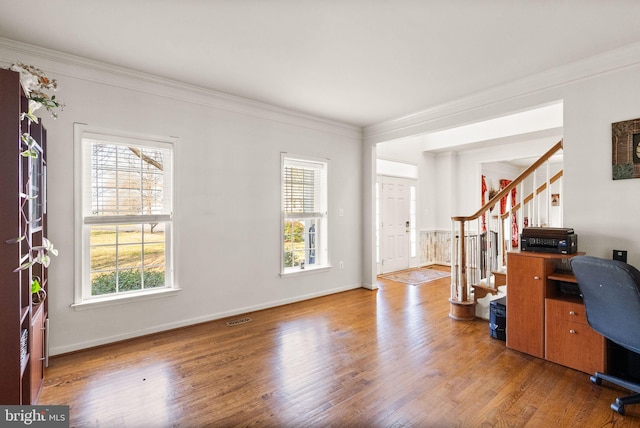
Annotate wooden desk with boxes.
[506,251,606,374]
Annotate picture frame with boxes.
[612,118,640,180]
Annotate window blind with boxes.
[283,161,323,217]
[87,140,172,220]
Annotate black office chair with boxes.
[570,255,640,415]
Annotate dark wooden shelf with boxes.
[547,272,578,283]
[0,69,48,405]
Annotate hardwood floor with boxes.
[41,269,640,427]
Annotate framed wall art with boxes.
[612,118,640,180]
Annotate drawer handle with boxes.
[570,329,576,334]
[569,311,576,316]
[533,276,540,280]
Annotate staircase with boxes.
[449,140,564,320]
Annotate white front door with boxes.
[380,177,412,274]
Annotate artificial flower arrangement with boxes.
[9,62,63,122]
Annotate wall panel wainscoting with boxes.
[419,230,451,266]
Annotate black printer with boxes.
[520,227,578,254]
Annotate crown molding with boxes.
[364,40,640,144]
[0,37,362,140]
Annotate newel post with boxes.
[449,217,475,320]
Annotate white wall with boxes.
[367,47,640,272]
[376,139,439,232]
[420,153,437,231]
[563,65,640,267]
[0,43,363,354]
[8,37,640,352]
[378,136,562,233]
[482,162,523,201]
[452,136,561,230]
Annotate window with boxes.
[281,155,328,274]
[74,126,175,307]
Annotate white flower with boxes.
[10,63,38,95]
[28,99,42,114]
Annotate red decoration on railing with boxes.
[481,175,487,233]
[499,179,519,248]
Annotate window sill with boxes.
[71,287,182,311]
[280,265,331,278]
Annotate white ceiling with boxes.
[1,1,640,127]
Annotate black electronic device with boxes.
[614,250,628,263]
[520,227,578,254]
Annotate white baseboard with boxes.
[50,282,363,356]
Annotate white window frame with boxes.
[281,153,330,276]
[73,125,179,309]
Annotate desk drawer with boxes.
[545,298,606,374]
[546,298,588,325]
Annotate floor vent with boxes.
[226,317,252,327]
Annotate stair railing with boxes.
[449,140,563,320]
